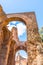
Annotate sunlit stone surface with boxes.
[0,5,43,65]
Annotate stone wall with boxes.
[0,5,43,65]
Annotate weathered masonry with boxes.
[0,5,43,65]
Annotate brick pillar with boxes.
[0,27,11,65]
[12,49,15,65]
[0,41,10,65]
[0,27,3,46]
[11,27,19,43]
[7,41,15,65]
[27,23,39,65]
[0,27,5,65]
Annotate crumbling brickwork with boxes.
[0,5,43,65]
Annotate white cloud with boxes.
[7,21,16,31]
[7,22,26,36]
[17,23,26,36]
[7,25,16,31]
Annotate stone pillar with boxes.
[0,27,3,46]
[27,20,40,65]
[0,28,11,65]
[12,48,16,65]
[0,6,10,65]
[11,27,19,44]
[0,43,8,65]
[0,38,12,65]
[7,40,15,65]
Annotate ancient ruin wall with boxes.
[0,5,43,65]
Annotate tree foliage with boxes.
[39,27,43,42]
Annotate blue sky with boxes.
[7,21,27,41]
[0,0,43,28]
[16,50,28,58]
[0,0,43,58]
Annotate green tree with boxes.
[39,27,43,42]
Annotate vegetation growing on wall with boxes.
[39,27,43,42]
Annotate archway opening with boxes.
[15,50,28,65]
[7,21,27,42]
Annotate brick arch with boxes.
[7,40,28,65]
[1,14,39,65]
[2,14,32,44]
[7,40,27,65]
[15,48,28,65]
[0,6,41,65]
[2,15,32,65]
[2,14,32,27]
[15,45,27,53]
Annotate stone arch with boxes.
[0,6,42,65]
[2,14,31,44]
[2,13,40,45]
[2,14,32,27]
[1,15,32,65]
[1,14,40,65]
[7,40,28,65]
[15,45,27,53]
[15,48,28,65]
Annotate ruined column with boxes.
[11,27,19,44]
[27,14,42,65]
[12,46,16,65]
[0,27,3,46]
[7,40,15,65]
[0,5,10,65]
